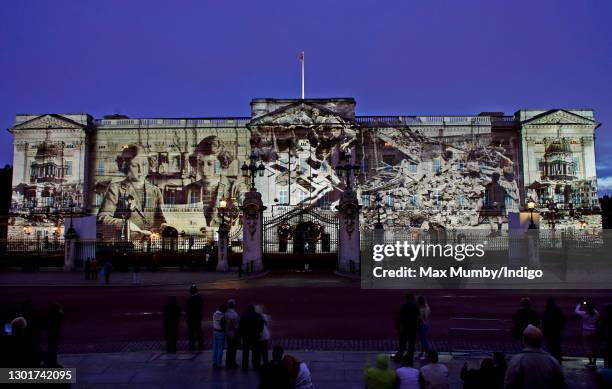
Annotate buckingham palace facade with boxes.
[7,97,601,240]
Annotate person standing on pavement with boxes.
[90,258,99,280]
[22,299,43,366]
[132,259,141,284]
[417,295,431,356]
[186,284,204,351]
[394,293,420,361]
[256,304,271,366]
[84,258,91,280]
[575,300,600,368]
[163,296,181,353]
[239,303,265,370]
[103,260,113,285]
[511,298,539,339]
[212,303,227,368]
[44,302,64,366]
[600,303,612,368]
[541,298,564,364]
[225,298,240,368]
[419,350,449,389]
[504,324,565,388]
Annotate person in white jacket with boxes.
[255,304,271,366]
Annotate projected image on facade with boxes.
[8,98,601,241]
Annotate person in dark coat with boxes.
[259,345,291,389]
[103,260,113,285]
[45,303,64,366]
[163,296,181,353]
[394,293,420,361]
[239,304,265,370]
[461,357,501,389]
[541,298,564,364]
[84,258,91,280]
[600,303,612,368]
[22,299,43,366]
[511,298,540,339]
[186,284,204,351]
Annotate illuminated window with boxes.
[457,160,464,172]
[65,161,73,176]
[409,193,418,206]
[386,193,394,207]
[298,190,308,203]
[279,190,288,204]
[433,159,441,173]
[361,194,370,207]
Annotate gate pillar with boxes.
[241,189,266,273]
[63,223,78,272]
[336,188,361,273]
[216,220,230,272]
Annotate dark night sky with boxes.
[1,0,611,193]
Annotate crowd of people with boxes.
[162,284,315,388]
[83,258,114,284]
[3,287,612,388]
[0,299,65,368]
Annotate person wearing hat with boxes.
[186,284,204,351]
[97,144,167,239]
[504,324,565,388]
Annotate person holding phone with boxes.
[575,300,600,368]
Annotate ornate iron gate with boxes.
[263,207,338,270]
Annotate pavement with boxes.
[58,350,603,389]
[0,269,264,287]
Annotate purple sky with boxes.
[1,0,611,194]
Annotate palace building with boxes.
[8,97,601,241]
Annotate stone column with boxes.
[241,189,266,273]
[337,188,361,273]
[216,221,230,272]
[63,224,78,271]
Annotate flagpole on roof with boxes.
[300,51,305,99]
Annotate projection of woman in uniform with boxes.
[185,136,241,230]
[97,145,167,239]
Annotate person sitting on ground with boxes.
[419,350,448,389]
[396,354,419,389]
[284,355,314,389]
[504,324,565,389]
[460,357,500,389]
[511,298,540,339]
[365,353,398,389]
[259,345,291,389]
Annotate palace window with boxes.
[386,193,394,207]
[96,160,105,174]
[361,194,370,207]
[433,159,441,173]
[410,161,418,173]
[383,156,394,172]
[361,160,369,173]
[190,191,200,208]
[457,192,465,207]
[433,190,440,207]
[457,160,465,172]
[279,190,288,205]
[65,161,72,176]
[320,161,328,173]
[298,190,308,203]
[95,193,102,207]
[165,190,176,206]
[409,193,418,206]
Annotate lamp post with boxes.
[241,151,265,191]
[335,150,360,190]
[219,199,227,227]
[527,197,537,230]
[374,193,383,230]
